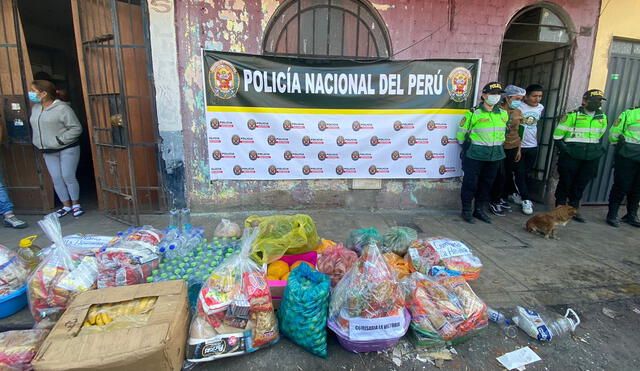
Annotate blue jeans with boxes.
[0,173,14,215]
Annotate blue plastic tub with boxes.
[0,285,28,318]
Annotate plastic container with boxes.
[17,235,41,271]
[328,309,410,353]
[265,251,318,302]
[0,285,28,319]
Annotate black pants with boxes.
[514,147,538,201]
[554,153,600,208]
[490,148,518,203]
[462,157,501,211]
[608,154,640,214]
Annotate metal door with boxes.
[73,0,165,225]
[584,39,640,204]
[0,0,53,212]
[506,45,572,203]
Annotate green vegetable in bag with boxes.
[382,227,418,257]
[346,228,382,255]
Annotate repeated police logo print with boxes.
[248,150,258,161]
[408,135,417,146]
[425,150,434,161]
[209,60,239,99]
[391,150,400,161]
[441,135,449,146]
[370,136,379,146]
[302,135,311,146]
[232,165,242,175]
[336,165,345,175]
[406,165,415,175]
[302,165,311,175]
[212,150,222,161]
[352,121,361,131]
[318,151,327,161]
[210,118,220,130]
[247,119,257,130]
[336,136,346,146]
[231,135,241,145]
[283,120,292,131]
[393,120,402,131]
[284,150,293,161]
[318,120,327,131]
[351,151,360,161]
[439,165,447,175]
[368,165,377,175]
[427,120,437,131]
[447,67,472,103]
[268,165,277,175]
[267,135,277,146]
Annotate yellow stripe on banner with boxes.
[207,106,467,115]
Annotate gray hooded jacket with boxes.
[30,100,82,151]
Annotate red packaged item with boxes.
[0,329,49,370]
[316,243,357,287]
[96,243,159,288]
[406,238,483,281]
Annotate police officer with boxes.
[553,89,608,222]
[457,82,508,223]
[606,106,640,227]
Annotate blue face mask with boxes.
[28,92,41,103]
[485,94,501,106]
[509,100,522,109]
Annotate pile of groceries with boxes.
[0,212,581,370]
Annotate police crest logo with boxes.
[302,165,311,175]
[405,165,414,175]
[370,136,379,146]
[267,135,277,146]
[232,165,242,175]
[318,151,327,161]
[459,117,466,127]
[283,120,292,131]
[351,151,360,161]
[427,120,437,131]
[391,150,400,161]
[336,165,344,175]
[352,121,361,131]
[439,165,446,175]
[268,165,277,175]
[318,120,327,131]
[425,150,434,160]
[209,60,239,99]
[613,118,621,127]
[212,150,222,161]
[441,135,449,146]
[302,136,311,146]
[447,67,472,103]
[231,135,241,145]
[210,118,220,129]
[248,150,258,160]
[368,165,377,175]
[336,136,345,146]
[283,150,293,161]
[247,119,257,130]
[393,120,402,131]
[408,135,417,146]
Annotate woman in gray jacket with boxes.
[29,80,84,217]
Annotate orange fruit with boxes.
[281,272,290,281]
[290,260,314,271]
[267,275,280,281]
[267,261,289,279]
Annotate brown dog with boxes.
[525,205,577,239]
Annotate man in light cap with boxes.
[553,89,608,222]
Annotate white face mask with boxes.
[485,94,501,106]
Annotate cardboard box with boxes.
[32,281,189,371]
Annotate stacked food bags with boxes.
[0,245,29,296]
[407,237,483,281]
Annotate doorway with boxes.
[498,4,574,203]
[17,0,98,209]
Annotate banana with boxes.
[103,313,113,325]
[88,315,96,325]
[96,314,104,326]
[83,321,92,327]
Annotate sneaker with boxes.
[489,203,506,216]
[498,199,512,211]
[522,200,534,215]
[508,193,523,205]
[4,215,28,229]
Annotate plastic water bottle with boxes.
[512,306,580,341]
[181,208,192,230]
[169,209,180,229]
[488,307,517,338]
[547,309,580,337]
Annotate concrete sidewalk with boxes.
[1,206,639,369]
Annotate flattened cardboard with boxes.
[33,281,189,371]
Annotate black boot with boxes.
[622,213,640,227]
[473,204,492,224]
[461,210,475,224]
[606,203,620,227]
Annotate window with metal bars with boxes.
[262,0,391,59]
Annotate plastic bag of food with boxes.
[382,227,417,256]
[316,243,357,287]
[402,272,487,346]
[187,228,279,364]
[407,237,482,281]
[245,214,319,265]
[346,228,382,256]
[214,219,242,238]
[317,239,337,254]
[0,329,49,370]
[96,241,160,288]
[328,242,406,342]
[0,245,30,296]
[278,262,331,357]
[79,296,157,334]
[28,213,98,324]
[382,252,411,279]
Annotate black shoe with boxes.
[498,199,512,211]
[606,218,620,228]
[461,210,475,224]
[622,214,640,227]
[473,209,492,224]
[573,214,587,223]
[489,203,506,217]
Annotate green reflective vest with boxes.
[553,107,607,160]
[456,104,508,161]
[610,107,640,161]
